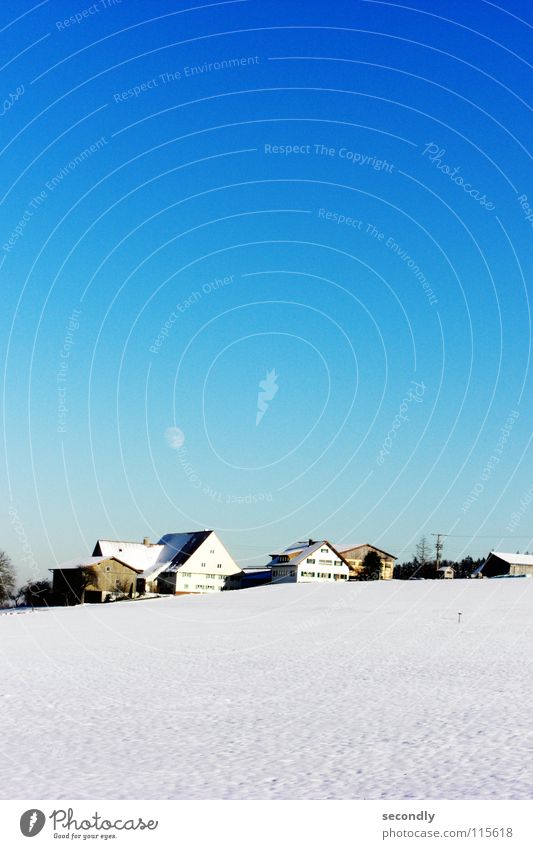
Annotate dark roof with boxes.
[159,530,213,573]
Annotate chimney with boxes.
[308,538,314,547]
[143,537,150,546]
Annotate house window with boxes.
[217,564,222,568]
[306,558,315,564]
[201,562,206,567]
[320,548,328,553]
[319,559,330,565]
[290,570,296,577]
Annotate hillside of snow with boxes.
[1,579,532,799]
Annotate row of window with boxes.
[306,557,342,566]
[183,575,239,592]
[181,567,223,578]
[273,567,347,579]
[300,571,348,580]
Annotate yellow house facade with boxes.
[336,544,397,580]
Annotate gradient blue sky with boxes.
[1,0,532,579]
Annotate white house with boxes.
[93,531,242,594]
[268,539,350,584]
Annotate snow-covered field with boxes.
[1,579,532,800]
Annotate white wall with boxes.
[173,533,242,593]
[271,544,349,584]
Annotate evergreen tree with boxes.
[415,536,431,567]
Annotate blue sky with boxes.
[1,0,532,579]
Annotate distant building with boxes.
[52,531,242,604]
[241,566,272,589]
[268,540,350,584]
[138,531,242,594]
[51,556,141,605]
[336,544,397,580]
[437,565,455,579]
[473,552,533,579]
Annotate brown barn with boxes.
[51,556,141,605]
[336,543,397,580]
[473,551,533,579]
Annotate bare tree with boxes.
[0,550,16,606]
[19,580,52,608]
[78,566,99,603]
[113,577,131,598]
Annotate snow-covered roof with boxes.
[287,541,327,565]
[472,552,533,577]
[285,540,315,553]
[141,531,213,578]
[489,552,533,566]
[95,540,164,571]
[92,532,215,580]
[153,531,213,575]
[269,540,349,568]
[269,540,319,565]
[52,555,140,572]
[473,551,533,575]
[268,540,312,559]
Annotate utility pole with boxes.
[432,533,447,573]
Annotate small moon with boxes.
[165,426,185,449]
